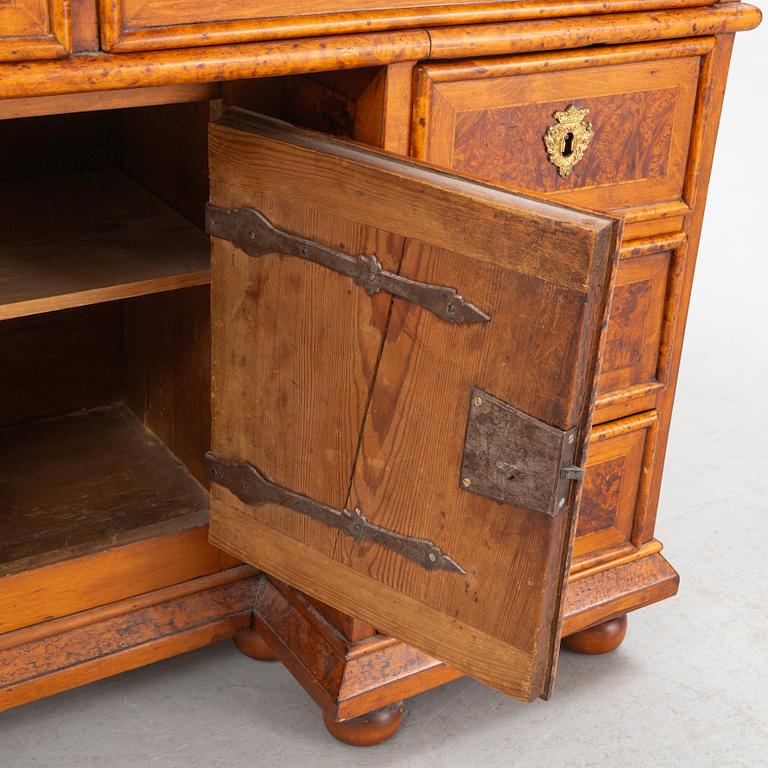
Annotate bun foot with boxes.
[563,614,627,654]
[233,627,278,661]
[323,702,404,746]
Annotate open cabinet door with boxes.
[206,109,621,701]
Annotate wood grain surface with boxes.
[0,304,123,427]
[97,0,713,52]
[0,525,223,634]
[594,232,687,422]
[0,6,759,100]
[562,551,678,634]
[252,576,462,720]
[412,42,703,221]
[574,411,658,560]
[0,568,258,711]
[426,5,761,58]
[207,111,620,699]
[0,169,210,320]
[0,405,209,576]
[0,0,70,62]
[0,83,220,121]
[0,0,753,719]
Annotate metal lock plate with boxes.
[460,388,582,517]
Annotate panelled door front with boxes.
[206,110,620,700]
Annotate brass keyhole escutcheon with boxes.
[543,105,594,178]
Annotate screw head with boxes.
[472,395,483,407]
[558,497,566,509]
[428,553,437,562]
[568,433,576,444]
[462,477,472,488]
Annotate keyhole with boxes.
[496,460,523,481]
[562,132,575,157]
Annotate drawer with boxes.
[573,412,658,565]
[594,233,687,423]
[412,41,707,235]
[98,0,436,52]
[0,0,70,61]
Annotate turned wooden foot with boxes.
[323,702,404,746]
[562,614,628,654]
[233,627,278,661]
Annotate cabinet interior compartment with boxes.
[0,101,213,320]
[0,289,213,578]
[0,99,215,578]
[0,70,391,581]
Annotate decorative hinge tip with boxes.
[206,452,465,574]
[206,204,489,325]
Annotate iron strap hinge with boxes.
[205,204,490,325]
[460,388,585,518]
[205,452,465,574]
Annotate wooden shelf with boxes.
[0,169,210,320]
[0,405,210,577]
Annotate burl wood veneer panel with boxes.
[599,253,668,396]
[98,0,714,52]
[0,405,209,576]
[100,0,445,51]
[0,0,70,61]
[0,304,123,427]
[574,411,658,562]
[593,233,687,422]
[119,0,477,27]
[412,40,707,226]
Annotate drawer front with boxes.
[100,0,435,51]
[594,233,687,422]
[0,0,70,61]
[573,412,658,565]
[412,41,707,233]
[97,1,717,53]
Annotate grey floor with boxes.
[2,29,767,768]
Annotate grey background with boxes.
[1,21,767,768]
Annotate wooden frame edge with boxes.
[100,0,712,53]
[0,568,260,712]
[1,6,760,100]
[0,0,72,62]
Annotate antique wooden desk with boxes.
[0,0,760,746]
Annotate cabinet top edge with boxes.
[214,108,621,238]
[0,4,759,104]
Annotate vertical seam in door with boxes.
[330,235,409,566]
